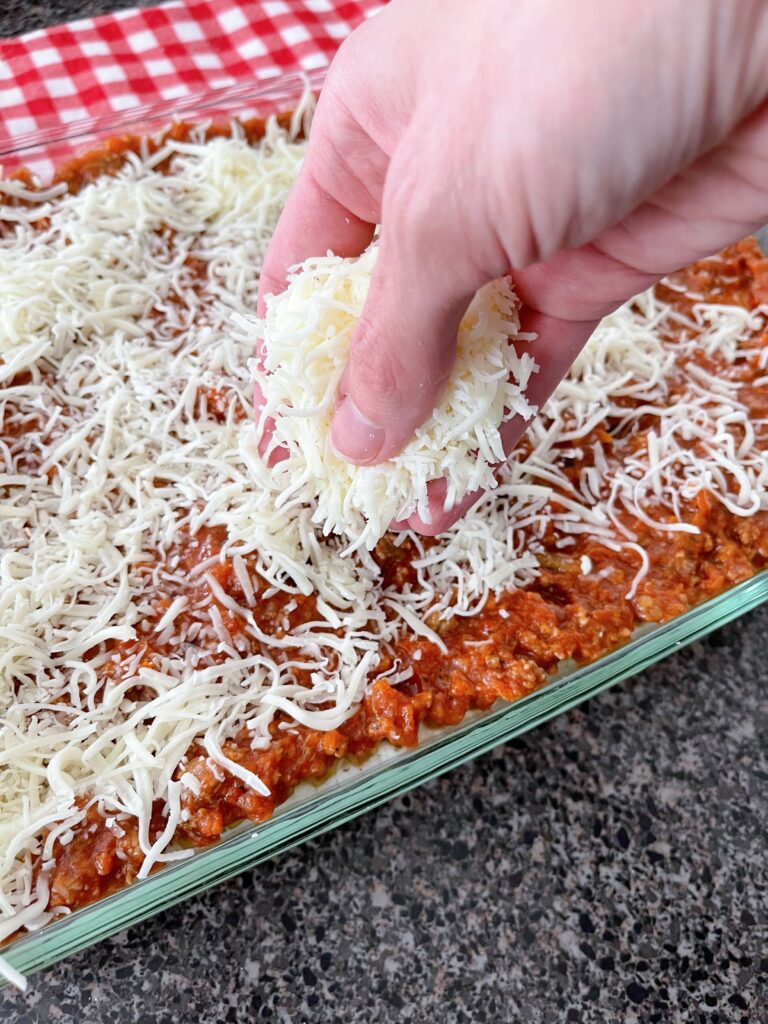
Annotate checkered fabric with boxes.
[0,0,384,145]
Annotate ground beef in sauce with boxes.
[4,132,766,922]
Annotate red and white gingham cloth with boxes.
[0,0,384,145]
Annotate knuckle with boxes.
[320,31,375,131]
[349,329,409,416]
[383,154,440,243]
[321,36,360,100]
[382,135,490,284]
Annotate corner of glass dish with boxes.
[0,66,327,181]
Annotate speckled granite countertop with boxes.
[3,614,766,1024]
[1,3,767,1021]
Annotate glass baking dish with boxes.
[1,69,767,987]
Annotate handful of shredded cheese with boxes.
[247,247,539,550]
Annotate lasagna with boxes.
[0,103,766,980]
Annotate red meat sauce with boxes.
[3,124,767,921]
[44,247,768,915]
[46,484,767,914]
[1,110,296,204]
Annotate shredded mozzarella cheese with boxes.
[248,248,539,549]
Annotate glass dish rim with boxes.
[0,68,327,160]
[1,66,767,989]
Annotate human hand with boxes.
[258,0,768,534]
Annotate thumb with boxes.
[330,207,490,466]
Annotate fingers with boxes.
[329,251,483,465]
[596,99,768,278]
[257,73,388,316]
[394,309,597,535]
[252,381,288,467]
[330,139,494,465]
[401,478,485,537]
[257,160,376,316]
[396,94,768,540]
[518,98,768,326]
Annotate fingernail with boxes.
[331,396,385,464]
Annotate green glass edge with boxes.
[3,571,766,986]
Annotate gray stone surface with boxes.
[0,1,154,37]
[2,611,767,1023]
[1,3,767,1022]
